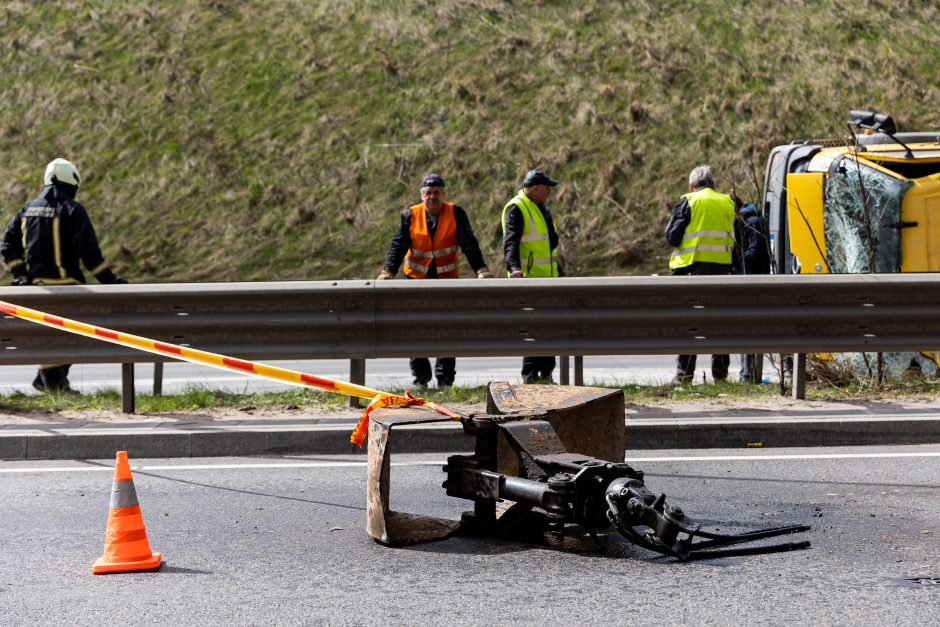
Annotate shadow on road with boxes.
[391,530,707,564]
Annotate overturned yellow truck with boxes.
[763,110,940,376]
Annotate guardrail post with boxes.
[153,362,163,396]
[349,358,365,408]
[559,355,569,385]
[574,355,584,386]
[792,353,806,400]
[121,363,135,414]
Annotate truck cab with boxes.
[762,111,940,275]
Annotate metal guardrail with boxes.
[1,274,938,408]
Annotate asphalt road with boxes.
[0,355,770,395]
[2,445,937,625]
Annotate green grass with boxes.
[0,386,346,414]
[2,377,936,415]
[3,1,940,282]
[0,383,489,414]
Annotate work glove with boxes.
[476,269,494,279]
[10,275,30,286]
[376,269,395,280]
[509,270,525,279]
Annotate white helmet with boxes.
[43,158,81,187]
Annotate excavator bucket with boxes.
[486,382,625,474]
[366,382,624,545]
[366,382,811,559]
[366,408,461,545]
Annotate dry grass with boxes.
[2,1,939,282]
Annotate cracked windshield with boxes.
[823,157,911,273]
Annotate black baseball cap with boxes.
[522,170,559,187]
[420,173,445,188]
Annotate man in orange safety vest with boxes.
[378,173,493,387]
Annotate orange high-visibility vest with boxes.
[403,202,460,279]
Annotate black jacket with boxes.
[1,183,120,285]
[732,203,771,275]
[663,196,692,248]
[502,203,562,275]
[383,204,487,278]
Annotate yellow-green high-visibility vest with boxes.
[501,190,559,277]
[668,187,735,270]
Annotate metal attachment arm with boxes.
[604,477,811,561]
[444,417,811,560]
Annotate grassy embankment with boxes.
[2,0,940,282]
[2,2,939,408]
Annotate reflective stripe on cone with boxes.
[92,451,162,574]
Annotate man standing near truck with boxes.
[732,201,771,382]
[664,164,735,384]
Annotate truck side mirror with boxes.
[849,109,897,135]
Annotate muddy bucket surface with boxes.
[486,382,625,473]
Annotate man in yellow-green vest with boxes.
[664,164,735,385]
[502,169,562,384]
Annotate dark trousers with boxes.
[739,353,762,382]
[410,357,456,386]
[35,364,71,389]
[671,262,731,382]
[522,356,555,383]
[676,354,729,381]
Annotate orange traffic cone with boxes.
[92,451,162,574]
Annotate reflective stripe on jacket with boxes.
[403,202,460,279]
[501,191,558,277]
[0,185,115,285]
[669,187,735,270]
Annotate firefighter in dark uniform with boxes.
[377,173,493,387]
[1,158,127,393]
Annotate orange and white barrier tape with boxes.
[0,300,462,446]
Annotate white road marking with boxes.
[0,460,440,473]
[624,452,940,463]
[0,451,938,474]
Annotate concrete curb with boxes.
[2,416,939,460]
[631,418,940,449]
